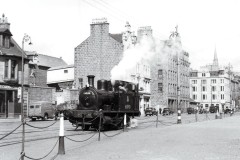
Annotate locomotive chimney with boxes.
[87,75,95,87]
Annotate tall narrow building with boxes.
[150,26,190,112]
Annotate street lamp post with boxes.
[177,52,181,124]
[21,33,32,160]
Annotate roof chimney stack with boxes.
[0,14,10,30]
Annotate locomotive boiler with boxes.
[67,75,140,130]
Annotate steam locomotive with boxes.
[67,75,141,130]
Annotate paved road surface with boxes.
[55,114,240,160]
[0,113,238,160]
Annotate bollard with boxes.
[215,110,219,119]
[123,113,127,131]
[195,111,198,122]
[128,117,132,129]
[177,109,181,124]
[220,112,222,119]
[58,113,65,155]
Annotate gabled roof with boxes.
[109,33,122,43]
[32,54,67,68]
[0,37,26,58]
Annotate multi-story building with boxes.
[150,26,190,112]
[132,26,152,113]
[189,48,238,112]
[74,18,123,88]
[0,14,29,118]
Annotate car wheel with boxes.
[43,114,48,121]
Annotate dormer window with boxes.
[1,34,10,48]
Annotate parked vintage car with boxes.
[29,101,56,121]
[199,108,208,114]
[162,108,174,116]
[209,106,216,113]
[187,107,195,114]
[145,108,157,116]
[224,108,233,114]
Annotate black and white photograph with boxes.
[1,0,240,160]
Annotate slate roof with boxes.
[26,51,67,68]
[0,37,26,58]
[109,33,122,43]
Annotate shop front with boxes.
[0,84,21,118]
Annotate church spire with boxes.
[213,45,219,67]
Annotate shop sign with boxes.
[18,87,21,99]
[0,85,18,90]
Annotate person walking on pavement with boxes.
[159,108,162,114]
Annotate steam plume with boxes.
[110,34,182,84]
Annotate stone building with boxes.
[0,14,29,118]
[74,18,124,88]
[189,48,239,111]
[150,26,190,112]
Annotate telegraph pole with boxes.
[177,51,181,124]
[176,26,181,124]
[170,26,181,124]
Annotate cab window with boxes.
[30,105,34,109]
[35,105,40,108]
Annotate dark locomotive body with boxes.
[67,75,140,130]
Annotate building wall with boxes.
[70,89,79,103]
[47,67,74,84]
[150,37,190,112]
[189,70,234,111]
[28,86,54,104]
[52,89,78,105]
[29,65,48,87]
[74,22,123,88]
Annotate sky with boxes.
[1,0,240,71]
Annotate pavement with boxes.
[0,118,21,123]
[0,117,31,123]
[54,114,240,160]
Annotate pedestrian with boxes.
[159,108,162,114]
